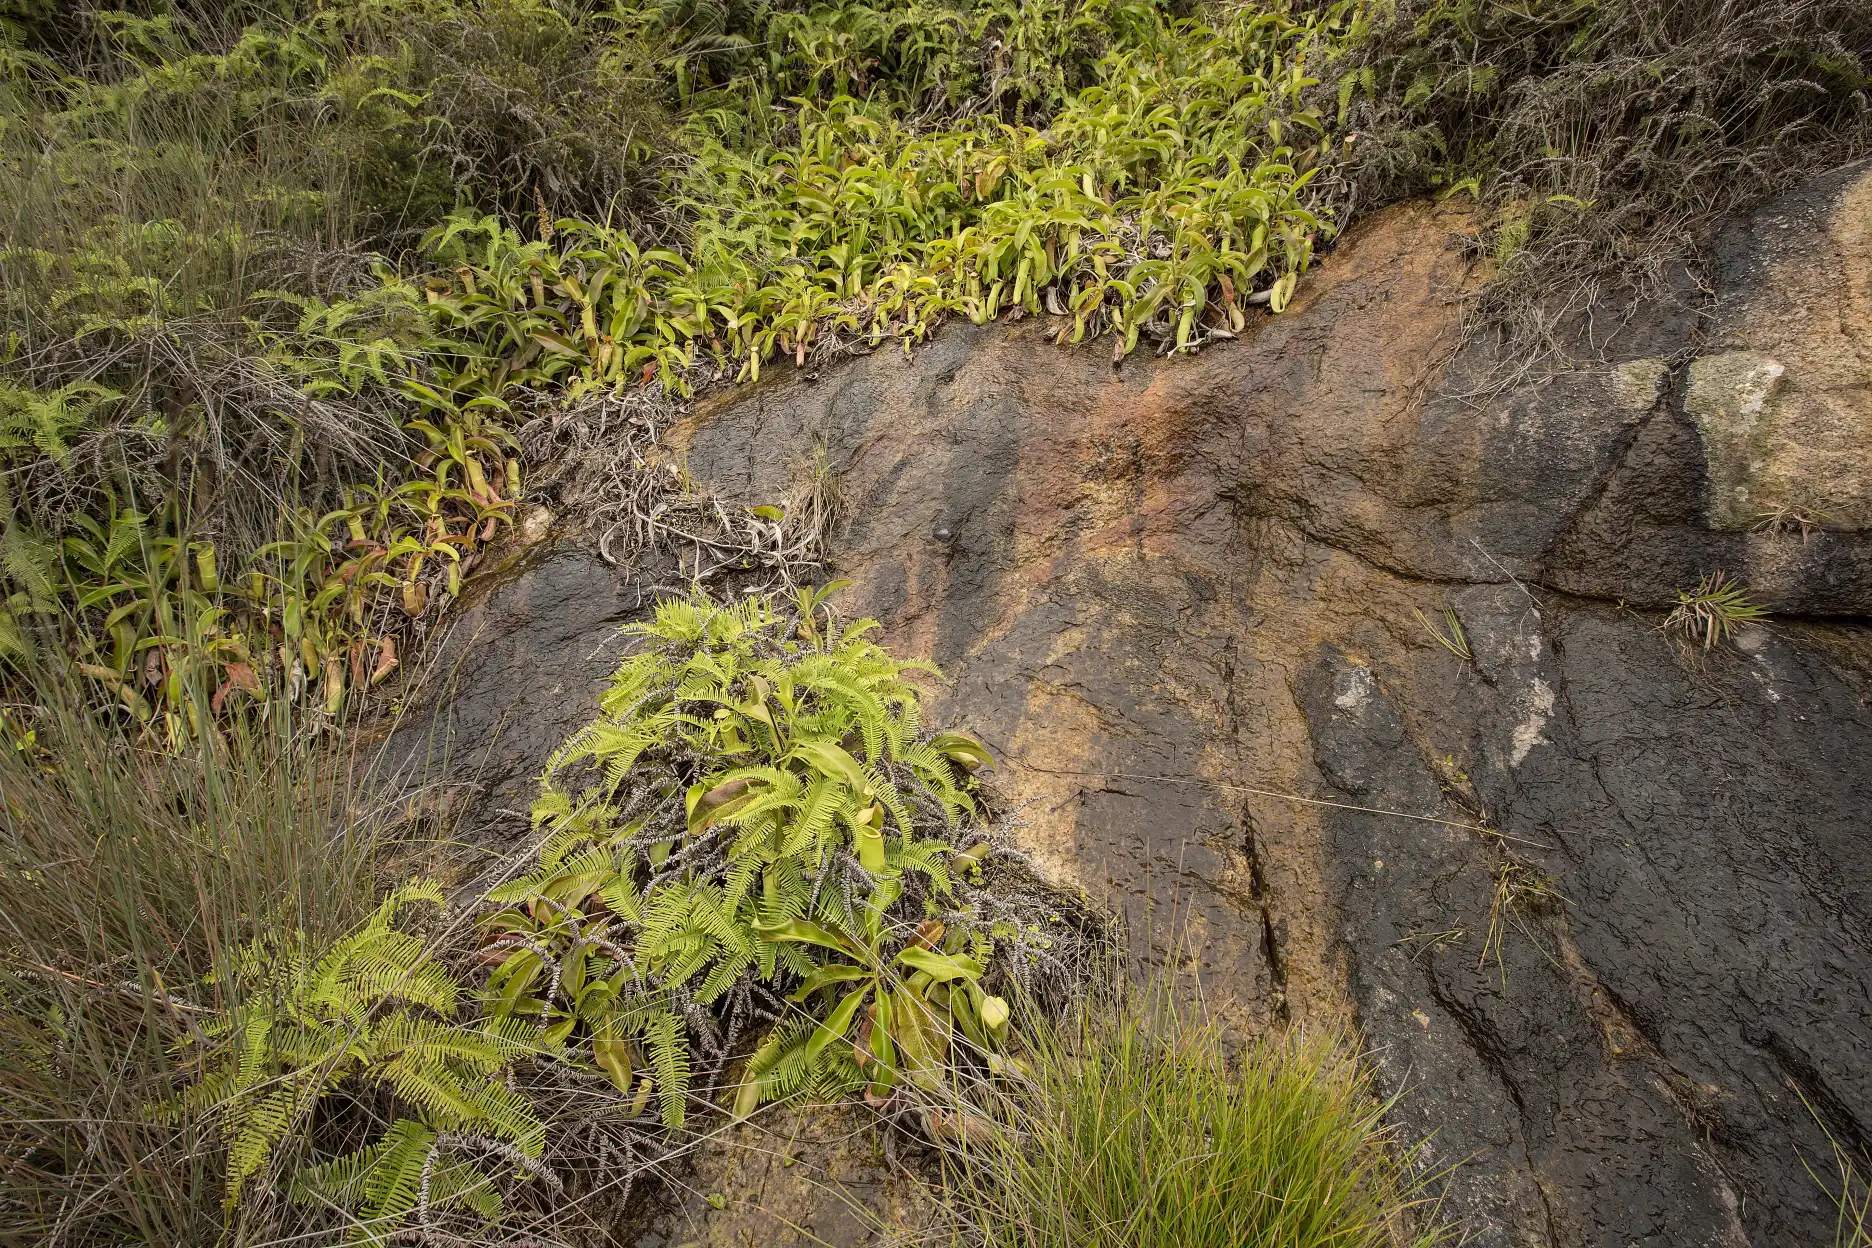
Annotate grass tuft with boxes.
[1479,859,1563,980]
[0,656,383,1245]
[1412,603,1471,662]
[939,990,1449,1248]
[1664,570,1768,650]
[1826,1147,1872,1248]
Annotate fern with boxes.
[0,519,58,614]
[292,1119,515,1242]
[514,585,1000,1127]
[646,1009,692,1130]
[0,380,120,467]
[173,880,542,1217]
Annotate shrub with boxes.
[153,585,1067,1244]
[503,583,1011,1125]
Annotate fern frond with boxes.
[224,1087,300,1202]
[377,1054,485,1128]
[598,868,643,923]
[785,775,841,858]
[646,1010,691,1129]
[370,1015,510,1073]
[893,837,955,892]
[426,1154,506,1223]
[696,950,753,1004]
[357,1118,435,1223]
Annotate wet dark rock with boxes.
[379,545,641,846]
[393,166,1872,1245]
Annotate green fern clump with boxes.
[169,880,544,1229]
[490,584,1005,1128]
[0,381,118,469]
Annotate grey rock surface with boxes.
[391,166,1872,1246]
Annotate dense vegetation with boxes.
[0,0,1348,740]
[4,585,1074,1245]
[4,0,1869,1243]
[2,0,1865,728]
[153,588,1053,1243]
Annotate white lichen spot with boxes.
[1610,357,1669,411]
[1684,353,1792,530]
[1733,627,1782,702]
[518,505,554,545]
[1520,616,1544,662]
[1735,359,1786,417]
[1509,678,1555,766]
[1333,665,1377,712]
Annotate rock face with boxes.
[393,163,1872,1246]
[1686,167,1872,533]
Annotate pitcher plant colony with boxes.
[0,0,1346,739]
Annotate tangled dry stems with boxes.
[517,390,839,601]
[1330,0,1872,375]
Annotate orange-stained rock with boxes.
[395,165,1872,1248]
